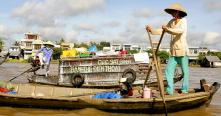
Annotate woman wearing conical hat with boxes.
[36,41,54,77]
[146,3,189,95]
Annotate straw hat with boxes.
[119,78,127,83]
[164,3,187,17]
[43,41,54,47]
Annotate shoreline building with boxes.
[110,43,142,52]
[20,32,41,59]
[32,39,44,57]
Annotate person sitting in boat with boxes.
[146,3,189,95]
[118,77,133,97]
[35,41,54,77]
[92,78,133,99]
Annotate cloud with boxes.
[77,23,97,32]
[0,25,13,39]
[118,20,147,44]
[202,32,220,45]
[38,27,65,41]
[12,0,105,27]
[103,21,121,28]
[0,24,21,48]
[187,32,204,47]
[133,8,151,18]
[203,0,221,11]
[6,0,106,46]
[65,30,79,42]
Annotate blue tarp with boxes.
[92,92,122,99]
[88,45,97,53]
[7,91,17,94]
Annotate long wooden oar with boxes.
[8,68,33,82]
[144,30,165,86]
[146,30,168,116]
[155,30,165,56]
[143,62,153,86]
[8,66,40,82]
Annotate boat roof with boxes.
[205,56,221,62]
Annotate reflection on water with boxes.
[0,63,221,116]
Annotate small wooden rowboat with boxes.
[0,79,219,113]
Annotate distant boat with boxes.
[27,55,182,88]
[0,79,219,113]
[200,56,221,68]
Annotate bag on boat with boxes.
[0,81,16,94]
[0,87,9,93]
[0,81,15,90]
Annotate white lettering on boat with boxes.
[70,65,120,73]
[97,59,132,65]
[61,59,133,73]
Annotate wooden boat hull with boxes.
[89,92,210,113]
[0,81,219,113]
[27,74,183,88]
[0,92,210,113]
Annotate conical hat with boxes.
[164,3,187,17]
[43,41,54,47]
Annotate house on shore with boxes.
[110,43,141,52]
[110,44,121,51]
[60,42,71,50]
[188,47,209,64]
[20,32,41,59]
[32,39,44,57]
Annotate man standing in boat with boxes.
[146,3,189,95]
[36,41,54,77]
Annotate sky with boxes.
[0,0,221,50]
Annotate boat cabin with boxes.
[58,54,150,87]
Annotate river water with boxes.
[0,63,220,116]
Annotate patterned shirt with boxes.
[36,47,53,64]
